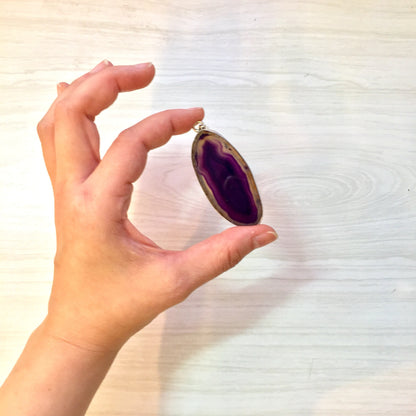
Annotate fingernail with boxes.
[56,82,68,95]
[90,59,112,74]
[253,230,278,249]
[134,62,154,69]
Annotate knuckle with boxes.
[115,129,129,142]
[55,186,106,256]
[72,186,98,220]
[103,76,119,95]
[223,245,243,271]
[54,98,75,118]
[158,112,176,136]
[57,184,96,227]
[163,267,192,306]
[36,119,44,136]
[36,117,52,139]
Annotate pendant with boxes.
[191,121,263,226]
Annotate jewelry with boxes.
[191,121,262,225]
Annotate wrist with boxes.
[41,312,125,355]
[39,317,120,358]
[0,319,118,416]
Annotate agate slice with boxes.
[192,127,263,226]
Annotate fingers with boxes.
[40,61,114,139]
[87,59,113,75]
[57,60,114,96]
[171,225,278,297]
[91,107,204,197]
[56,82,69,95]
[37,60,115,184]
[53,63,156,183]
[57,62,155,119]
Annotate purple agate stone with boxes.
[192,130,262,226]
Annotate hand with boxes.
[37,60,277,353]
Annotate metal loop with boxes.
[192,121,207,132]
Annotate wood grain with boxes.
[1,1,415,415]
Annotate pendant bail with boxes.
[192,121,207,132]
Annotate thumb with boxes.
[174,225,278,293]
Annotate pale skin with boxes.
[0,60,277,416]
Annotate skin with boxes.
[0,60,277,416]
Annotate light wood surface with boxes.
[1,1,416,415]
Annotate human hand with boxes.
[37,60,277,353]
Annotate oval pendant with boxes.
[191,124,263,226]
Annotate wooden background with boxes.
[1,1,415,415]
